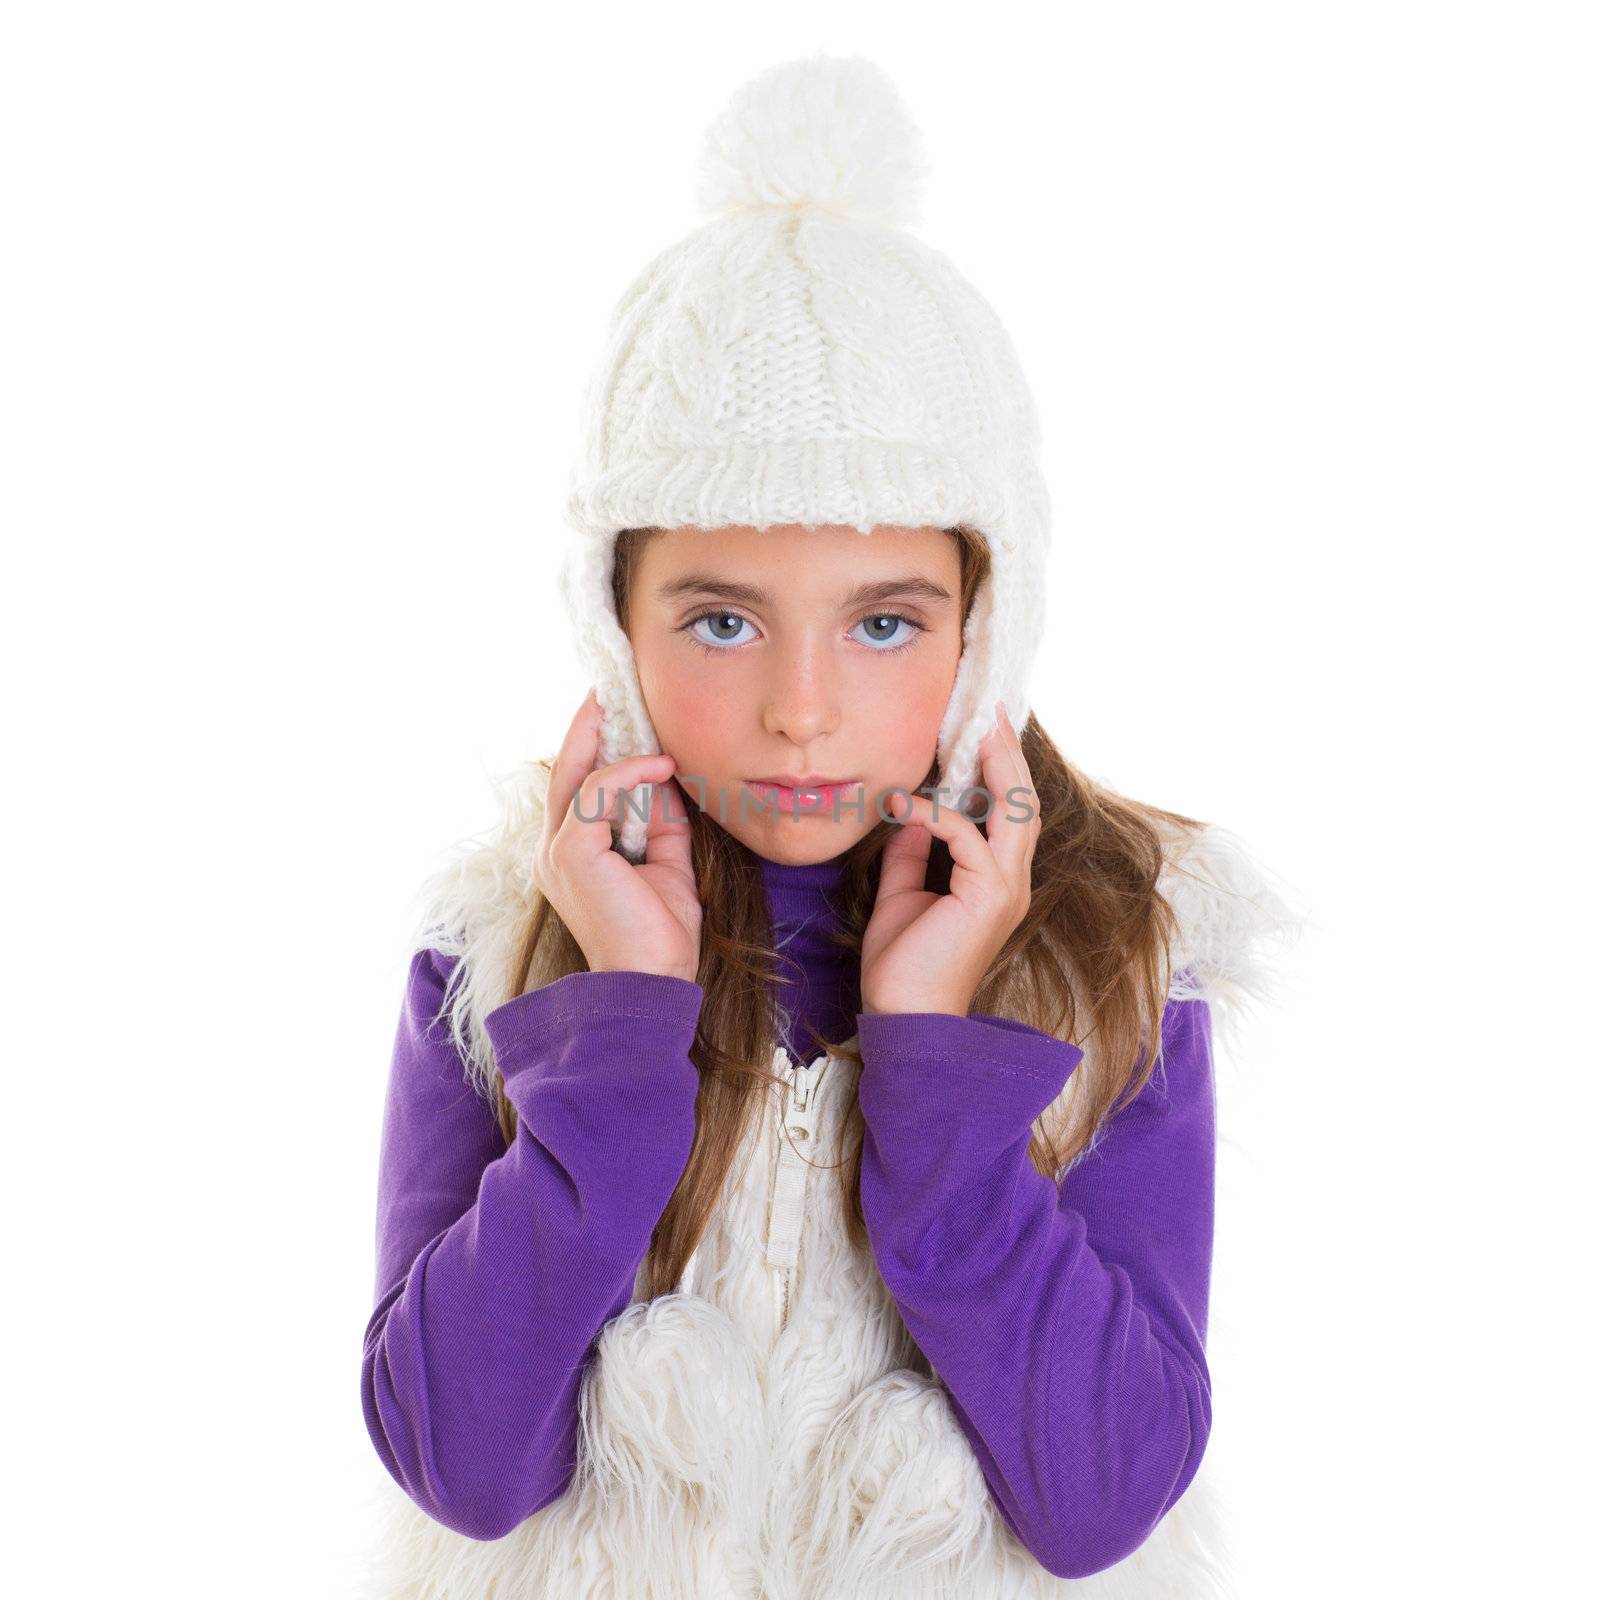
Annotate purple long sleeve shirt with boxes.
[362,851,1215,1573]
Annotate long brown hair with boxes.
[494,526,1207,1299]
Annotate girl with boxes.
[359,53,1302,1600]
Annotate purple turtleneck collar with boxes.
[757,850,849,895]
[756,850,861,1065]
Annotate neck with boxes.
[755,848,859,1062]
[757,848,850,922]
[757,847,850,886]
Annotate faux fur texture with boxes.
[349,757,1305,1598]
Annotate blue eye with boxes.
[686,612,757,651]
[851,612,924,652]
[680,610,925,655]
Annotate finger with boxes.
[642,773,695,875]
[981,706,1039,882]
[875,789,935,901]
[559,751,677,858]
[989,703,1041,840]
[887,790,1000,890]
[544,689,604,848]
[992,702,1040,824]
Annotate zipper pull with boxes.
[786,1057,827,1137]
[792,1061,817,1115]
[766,1051,831,1280]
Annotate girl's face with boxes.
[626,523,965,865]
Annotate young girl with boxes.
[359,53,1301,1600]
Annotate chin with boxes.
[737,820,863,864]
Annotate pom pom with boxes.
[694,52,932,229]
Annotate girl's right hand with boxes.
[531,689,703,985]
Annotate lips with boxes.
[743,777,864,814]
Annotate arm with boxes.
[855,996,1216,1580]
[361,948,704,1541]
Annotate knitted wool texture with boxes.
[556,51,1053,861]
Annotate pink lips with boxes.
[743,778,863,814]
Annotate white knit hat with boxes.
[558,51,1053,861]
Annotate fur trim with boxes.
[1156,816,1310,1057]
[404,759,557,1104]
[403,757,1307,1096]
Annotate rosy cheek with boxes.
[843,662,951,777]
[639,655,742,762]
[900,681,953,756]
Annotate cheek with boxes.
[634,645,744,764]
[856,644,962,761]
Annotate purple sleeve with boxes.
[361,948,704,1541]
[854,997,1215,1580]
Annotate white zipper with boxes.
[767,1045,828,1338]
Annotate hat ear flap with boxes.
[932,563,998,817]
[559,532,661,861]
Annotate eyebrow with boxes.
[655,573,955,608]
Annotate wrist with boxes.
[591,962,699,985]
[860,994,972,1018]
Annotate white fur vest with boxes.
[353,762,1303,1599]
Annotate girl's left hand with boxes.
[860,701,1043,1018]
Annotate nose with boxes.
[760,631,842,748]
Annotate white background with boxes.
[5,4,1594,1595]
